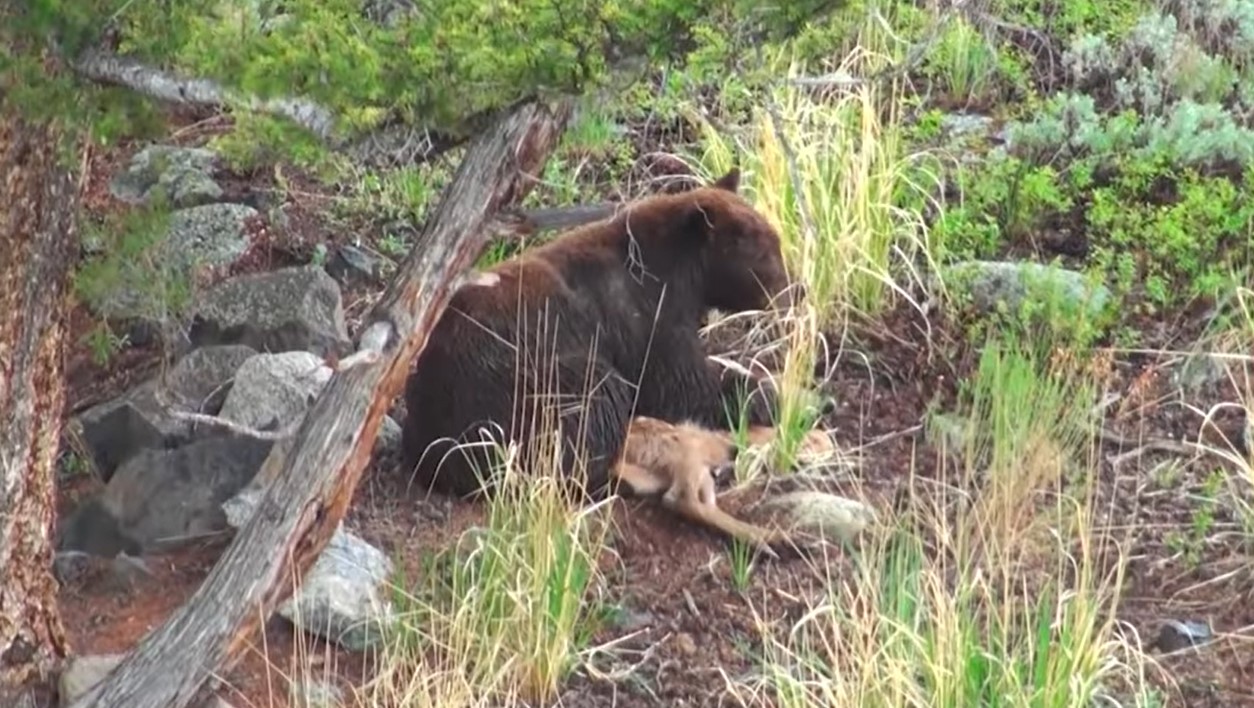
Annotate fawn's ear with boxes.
[710,167,741,193]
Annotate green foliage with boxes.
[945,261,1113,359]
[72,200,194,361]
[103,1,821,149]
[560,108,626,160]
[921,16,1007,105]
[927,76,1254,315]
[8,0,835,178]
[337,160,452,226]
[1062,2,1254,113]
[212,112,339,174]
[992,0,1149,41]
[929,155,1073,261]
[1008,93,1254,168]
[1087,165,1254,306]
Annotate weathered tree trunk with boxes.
[68,97,572,708]
[0,108,78,705]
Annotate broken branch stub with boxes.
[67,97,573,708]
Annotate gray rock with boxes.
[65,432,275,554]
[1154,619,1214,652]
[223,486,395,652]
[926,411,974,454]
[374,415,403,459]
[749,491,877,544]
[166,203,257,271]
[325,244,384,287]
[109,144,223,208]
[292,680,344,708]
[59,654,125,707]
[71,345,258,481]
[942,260,1112,322]
[50,546,154,595]
[363,0,418,27]
[189,266,352,358]
[108,553,155,592]
[279,527,395,651]
[940,112,995,139]
[613,607,657,633]
[221,485,264,531]
[52,550,96,584]
[55,497,142,558]
[218,351,333,431]
[1171,353,1231,392]
[89,203,257,322]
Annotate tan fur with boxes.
[613,416,834,556]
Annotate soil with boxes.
[52,100,1254,708]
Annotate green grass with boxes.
[361,440,615,707]
[695,46,931,330]
[728,537,756,592]
[922,15,1007,106]
[722,340,1149,708]
[188,0,1254,704]
[1186,285,1254,539]
[687,27,937,474]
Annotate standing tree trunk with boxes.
[0,106,79,704]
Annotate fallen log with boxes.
[67,97,573,708]
[505,202,619,235]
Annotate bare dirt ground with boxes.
[54,107,1254,707]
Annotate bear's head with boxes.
[687,169,793,313]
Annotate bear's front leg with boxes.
[630,332,775,431]
[708,360,779,429]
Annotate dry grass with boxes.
[719,339,1155,708]
[684,10,1157,708]
[243,7,1179,707]
[354,313,620,708]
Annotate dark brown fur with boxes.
[400,169,792,499]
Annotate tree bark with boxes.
[0,107,77,704]
[68,97,572,708]
[72,48,462,168]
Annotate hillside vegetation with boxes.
[36,0,1254,705]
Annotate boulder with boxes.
[748,491,877,545]
[109,144,223,208]
[942,260,1112,322]
[59,431,275,555]
[223,487,395,652]
[189,266,352,358]
[88,203,257,323]
[218,351,334,431]
[71,344,258,481]
[59,654,125,707]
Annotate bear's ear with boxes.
[711,167,741,193]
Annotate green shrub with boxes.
[929,156,1073,260]
[1087,166,1254,306]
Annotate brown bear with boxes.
[400,169,795,500]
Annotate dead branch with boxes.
[73,48,339,141]
[67,97,572,708]
[71,48,460,166]
[493,202,619,238]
